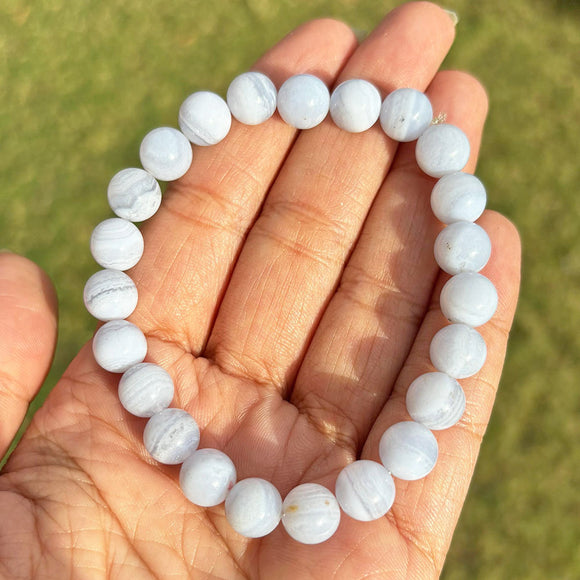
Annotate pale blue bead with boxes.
[92,319,147,373]
[180,448,237,507]
[406,372,466,430]
[379,88,433,142]
[179,91,232,146]
[139,127,193,181]
[281,483,340,544]
[118,362,174,418]
[379,421,438,481]
[434,221,492,275]
[431,172,487,224]
[225,478,282,538]
[335,460,395,521]
[277,74,330,130]
[107,168,162,222]
[416,124,470,178]
[143,408,200,465]
[440,272,498,327]
[90,218,144,271]
[430,323,487,379]
[227,72,277,126]
[83,269,138,321]
[329,79,381,133]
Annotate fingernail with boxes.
[443,9,459,26]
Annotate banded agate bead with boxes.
[92,319,147,373]
[227,72,277,126]
[139,127,193,181]
[179,91,232,146]
[90,218,144,271]
[434,221,491,275]
[416,124,470,178]
[277,74,330,129]
[329,79,381,133]
[107,168,162,222]
[380,88,433,142]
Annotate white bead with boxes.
[416,124,470,178]
[335,460,395,521]
[225,478,282,538]
[143,408,200,465]
[226,72,277,126]
[92,319,147,373]
[430,323,487,379]
[118,362,174,418]
[431,172,487,224]
[83,269,138,321]
[90,218,144,271]
[434,221,492,275]
[379,88,433,142]
[406,372,466,430]
[107,168,162,222]
[277,74,330,130]
[179,91,232,146]
[282,483,340,544]
[379,421,438,481]
[180,448,237,507]
[139,127,193,181]
[329,79,381,133]
[440,272,498,327]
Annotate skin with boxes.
[0,3,521,579]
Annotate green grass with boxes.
[1,0,579,577]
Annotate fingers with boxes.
[0,253,58,459]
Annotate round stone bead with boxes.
[406,372,466,430]
[90,218,144,271]
[143,408,200,465]
[379,88,433,142]
[179,91,232,146]
[277,74,330,130]
[431,172,487,224]
[335,460,396,521]
[379,421,438,481]
[281,483,340,544]
[430,323,487,379]
[180,448,237,507]
[118,362,174,418]
[434,221,492,275]
[329,79,382,133]
[139,127,193,181]
[107,167,162,222]
[92,319,147,373]
[416,124,471,178]
[440,272,498,327]
[226,72,277,126]
[225,478,282,538]
[83,269,138,321]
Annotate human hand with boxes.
[0,3,521,578]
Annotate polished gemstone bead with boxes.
[180,448,237,507]
[83,269,138,321]
[139,127,193,181]
[430,323,487,379]
[329,79,381,133]
[406,372,466,430]
[227,72,277,126]
[431,172,487,224]
[277,74,330,130]
[434,221,492,275]
[416,124,470,178]
[281,483,340,544]
[107,168,162,222]
[335,460,395,521]
[92,319,147,373]
[225,478,282,538]
[379,421,438,480]
[179,91,232,146]
[143,408,200,465]
[90,218,144,271]
[118,362,174,418]
[379,88,433,142]
[440,272,498,327]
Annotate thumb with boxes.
[0,252,58,459]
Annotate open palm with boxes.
[0,4,520,579]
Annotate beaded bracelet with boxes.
[83,72,496,545]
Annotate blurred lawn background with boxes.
[1,0,578,577]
